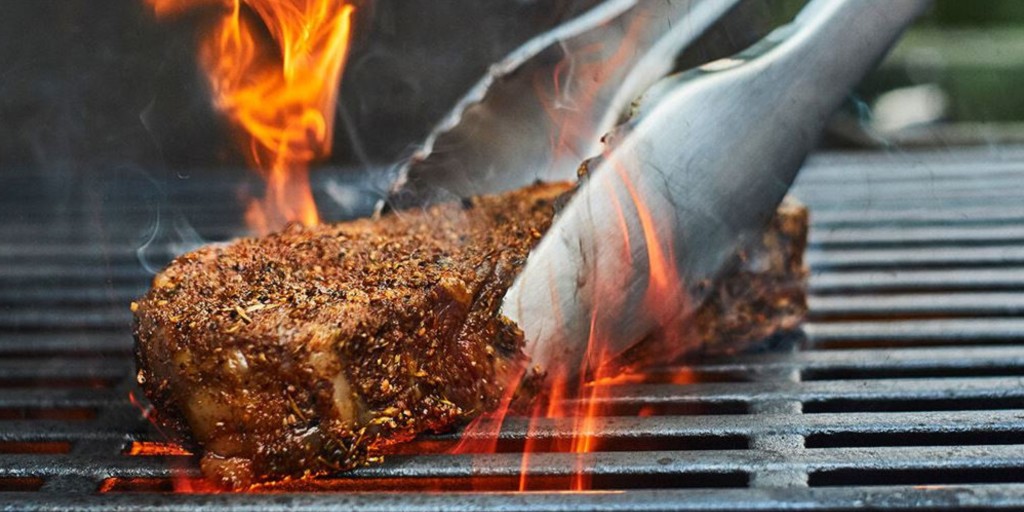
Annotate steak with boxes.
[134,182,572,488]
[133,181,808,488]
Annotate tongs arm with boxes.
[388,0,747,207]
[505,0,931,378]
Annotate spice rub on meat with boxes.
[133,182,574,488]
[134,180,809,489]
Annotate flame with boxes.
[138,3,693,493]
[567,311,605,491]
[510,21,689,489]
[616,167,673,297]
[147,0,357,233]
[128,391,171,439]
[444,14,695,493]
[128,391,213,492]
[532,13,651,174]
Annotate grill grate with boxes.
[2,149,1024,509]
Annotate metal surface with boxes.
[0,148,1023,509]
[391,0,747,203]
[506,0,930,379]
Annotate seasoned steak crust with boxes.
[134,180,809,489]
[133,182,574,488]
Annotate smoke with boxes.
[136,206,210,275]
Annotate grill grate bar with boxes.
[590,376,1024,403]
[0,340,1016,372]
[0,289,145,308]
[0,422,147,442]
[807,245,1024,270]
[796,180,1024,203]
[32,290,1024,328]
[0,388,127,409]
[3,361,1023,399]
[0,334,131,356]
[16,248,1024,273]
[6,214,1024,249]
[0,267,152,281]
[0,246,166,260]
[791,196,1024,212]
[2,345,1023,377]
[7,377,1022,422]
[333,445,1024,479]
[0,360,129,380]
[810,207,1024,228]
[9,271,1024,310]
[798,150,1024,177]
[16,296,1024,327]
[645,346,1024,376]
[2,445,1021,482]
[6,250,1000,286]
[431,409,1024,444]
[810,225,1024,248]
[0,309,137,328]
[806,318,1024,347]
[2,409,1021,446]
[3,149,1024,507]
[3,485,1023,512]
[809,268,1024,294]
[809,292,1024,318]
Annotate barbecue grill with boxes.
[1,147,1022,510]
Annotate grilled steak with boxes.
[133,181,808,488]
[133,182,572,488]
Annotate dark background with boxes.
[1,0,1020,182]
[0,0,595,180]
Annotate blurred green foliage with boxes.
[926,0,1024,26]
[878,1,1024,124]
[767,0,1024,134]
[771,0,1024,27]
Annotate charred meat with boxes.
[133,182,572,488]
[133,182,808,488]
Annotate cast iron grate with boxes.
[2,148,1024,510]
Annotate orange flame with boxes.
[445,13,697,493]
[127,441,194,457]
[532,13,650,173]
[148,0,357,233]
[140,3,693,493]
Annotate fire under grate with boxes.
[2,148,1024,510]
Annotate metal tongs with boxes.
[388,0,749,202]
[390,0,931,379]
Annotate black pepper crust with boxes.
[133,182,575,488]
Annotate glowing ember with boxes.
[147,0,357,233]
[127,441,193,457]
